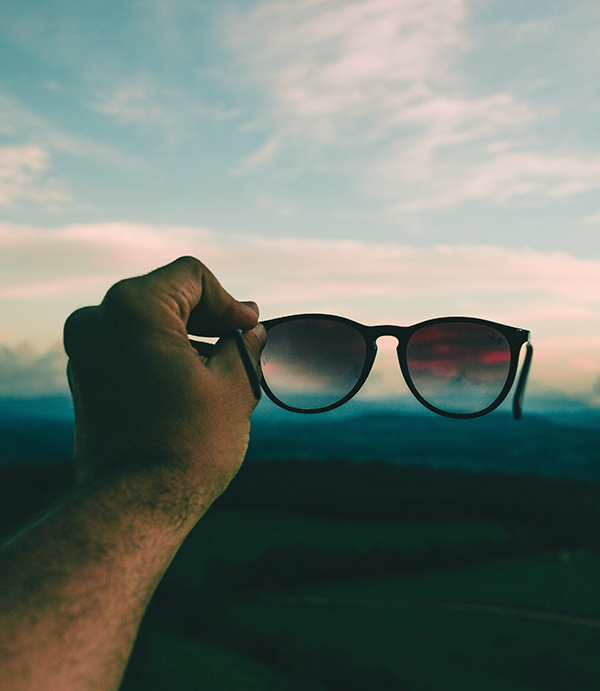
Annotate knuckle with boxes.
[174,255,205,277]
[101,278,145,323]
[177,255,202,267]
[103,277,139,307]
[63,306,99,358]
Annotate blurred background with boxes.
[2,1,600,689]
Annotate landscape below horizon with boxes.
[3,395,600,690]
[1,394,599,481]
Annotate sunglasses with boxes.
[235,314,533,420]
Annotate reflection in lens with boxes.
[261,318,367,410]
[406,322,511,414]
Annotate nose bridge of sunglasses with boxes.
[360,335,410,399]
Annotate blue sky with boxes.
[1,0,600,406]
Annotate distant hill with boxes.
[0,417,74,464]
[246,411,600,480]
[0,395,74,421]
[0,396,74,464]
[1,395,599,480]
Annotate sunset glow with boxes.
[0,1,599,408]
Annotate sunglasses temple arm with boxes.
[512,342,533,420]
[234,329,262,401]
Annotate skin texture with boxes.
[0,256,266,691]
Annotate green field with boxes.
[297,551,600,614]
[3,461,600,690]
[123,633,280,691]
[124,500,600,691]
[228,582,600,691]
[168,506,514,587]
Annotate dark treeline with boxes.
[4,458,600,602]
[203,537,548,594]
[197,459,600,594]
[218,459,600,548]
[3,458,600,549]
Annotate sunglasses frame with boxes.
[259,314,533,420]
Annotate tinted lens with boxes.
[405,322,511,414]
[261,318,367,410]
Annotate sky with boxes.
[1,0,600,409]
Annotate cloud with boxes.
[0,145,45,203]
[396,151,600,211]
[235,135,281,172]
[0,222,214,299]
[89,71,241,133]
[90,73,178,125]
[226,0,600,211]
[257,192,297,217]
[0,88,139,168]
[1,221,600,397]
[228,0,471,148]
[0,144,71,208]
[2,221,600,323]
[0,343,68,397]
[531,335,600,399]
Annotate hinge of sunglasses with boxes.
[512,341,534,420]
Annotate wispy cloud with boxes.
[89,72,240,129]
[0,88,139,168]
[397,151,600,211]
[226,0,600,212]
[0,222,597,312]
[257,192,297,217]
[0,82,141,210]
[1,0,598,232]
[0,145,49,205]
[90,73,179,125]
[235,135,281,172]
[3,223,599,312]
[0,143,72,209]
[584,212,600,224]
[228,0,471,148]
[2,221,599,397]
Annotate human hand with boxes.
[63,256,265,524]
[0,257,264,691]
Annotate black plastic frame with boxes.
[259,314,533,420]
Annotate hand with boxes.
[0,257,265,691]
[63,256,266,524]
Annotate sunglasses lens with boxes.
[261,318,367,410]
[406,322,512,415]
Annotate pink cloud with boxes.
[1,221,599,397]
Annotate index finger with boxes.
[141,256,259,336]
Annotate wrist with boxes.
[73,449,222,536]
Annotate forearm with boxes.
[0,468,204,691]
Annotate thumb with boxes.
[209,324,267,405]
